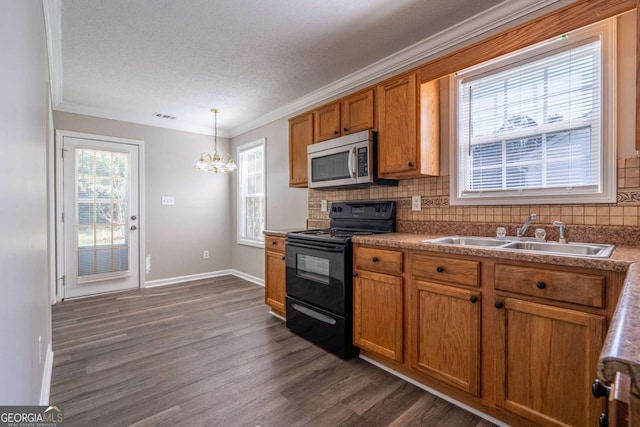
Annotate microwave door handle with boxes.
[348,147,356,178]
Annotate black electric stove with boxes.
[284,201,396,358]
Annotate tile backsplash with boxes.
[308,156,640,246]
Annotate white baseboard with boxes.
[40,344,53,405]
[358,354,509,427]
[144,269,264,288]
[268,311,286,321]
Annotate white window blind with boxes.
[451,19,616,205]
[237,139,265,246]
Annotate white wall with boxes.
[53,112,233,282]
[0,0,52,404]
[231,117,308,280]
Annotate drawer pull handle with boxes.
[353,272,358,277]
[436,266,444,273]
[469,296,478,303]
[494,301,504,309]
[592,379,611,398]
[536,281,546,289]
[372,257,379,262]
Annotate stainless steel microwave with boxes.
[307,130,397,189]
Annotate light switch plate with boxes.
[321,200,328,212]
[412,195,421,211]
[161,196,175,205]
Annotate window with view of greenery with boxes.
[450,19,616,205]
[237,139,265,247]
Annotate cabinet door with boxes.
[265,250,286,317]
[353,269,403,362]
[376,73,418,177]
[413,280,480,396]
[313,102,341,142]
[341,89,374,134]
[495,297,605,427]
[289,113,313,187]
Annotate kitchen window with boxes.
[450,19,616,205]
[237,138,265,247]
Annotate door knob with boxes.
[130,225,137,231]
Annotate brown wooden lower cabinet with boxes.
[351,243,625,427]
[495,297,606,427]
[264,236,286,317]
[412,280,481,396]
[353,269,403,362]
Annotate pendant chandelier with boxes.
[194,108,237,173]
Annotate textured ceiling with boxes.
[57,0,556,136]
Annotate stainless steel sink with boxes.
[424,236,508,247]
[423,236,615,257]
[501,241,615,257]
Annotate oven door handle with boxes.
[291,303,337,325]
[348,147,356,178]
[286,241,346,253]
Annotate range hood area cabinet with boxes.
[288,112,314,187]
[376,73,440,179]
[313,88,375,143]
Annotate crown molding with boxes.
[228,0,571,138]
[42,0,63,107]
[55,101,232,137]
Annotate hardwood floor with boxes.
[51,276,495,427]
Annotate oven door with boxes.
[285,239,350,315]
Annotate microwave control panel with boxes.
[357,147,368,177]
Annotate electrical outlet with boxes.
[321,200,328,212]
[412,195,421,211]
[203,250,210,259]
[161,196,175,205]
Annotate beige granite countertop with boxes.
[352,232,640,395]
[263,228,307,237]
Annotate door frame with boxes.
[54,130,145,301]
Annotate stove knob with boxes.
[337,207,342,212]
[331,206,337,212]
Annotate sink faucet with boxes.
[516,214,537,237]
[553,221,567,244]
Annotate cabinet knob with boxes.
[343,127,348,132]
[599,413,608,427]
[334,130,339,135]
[536,281,546,289]
[469,296,478,303]
[494,301,504,309]
[282,256,286,261]
[408,161,415,168]
[436,266,444,273]
[592,379,611,398]
[352,272,358,277]
[272,241,277,245]
[372,257,379,262]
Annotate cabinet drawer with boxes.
[265,236,285,253]
[411,253,479,287]
[355,246,403,275]
[495,264,605,308]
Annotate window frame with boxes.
[236,138,266,248]
[449,18,617,206]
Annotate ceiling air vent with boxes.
[153,112,176,120]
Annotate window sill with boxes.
[237,239,265,249]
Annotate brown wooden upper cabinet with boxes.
[313,89,375,143]
[289,112,313,187]
[376,73,440,179]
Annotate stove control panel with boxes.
[330,201,395,220]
